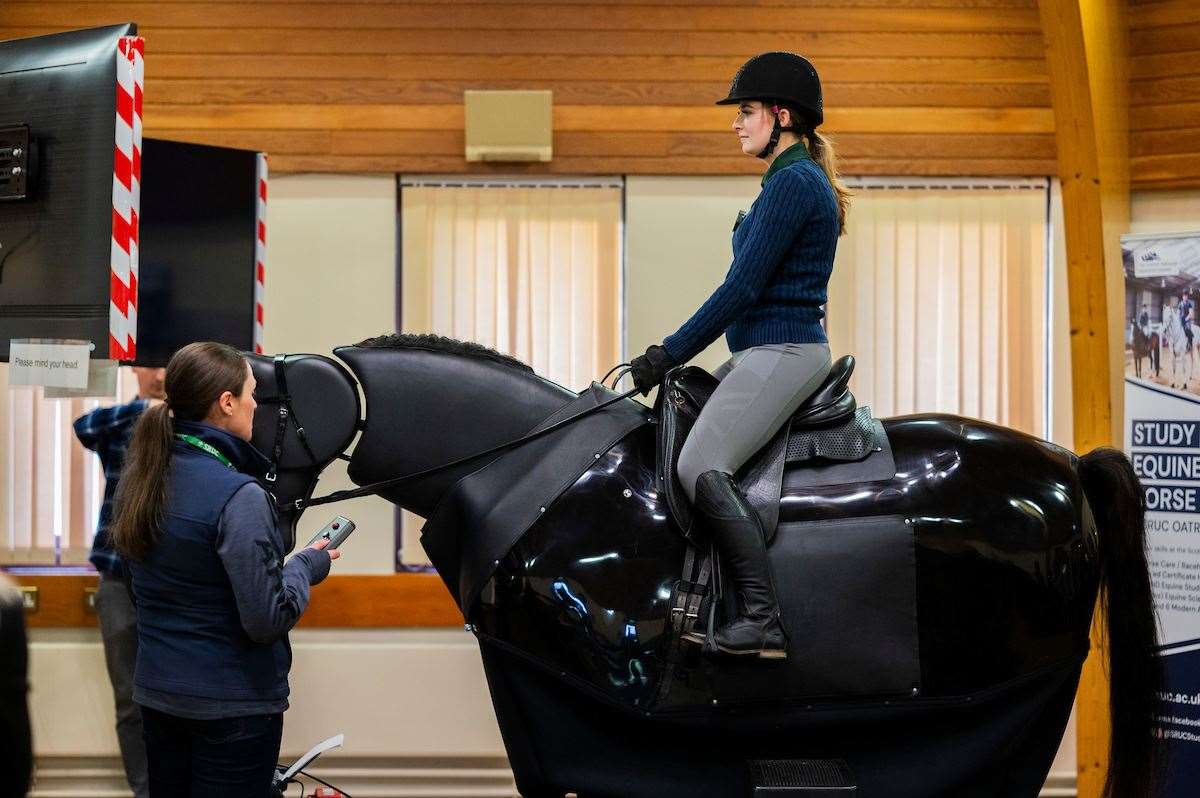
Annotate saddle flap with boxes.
[656,367,719,542]
[738,422,788,545]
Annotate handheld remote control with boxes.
[306,515,355,550]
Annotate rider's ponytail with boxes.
[805,130,851,236]
[774,103,851,236]
[110,342,248,562]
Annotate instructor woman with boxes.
[630,52,851,660]
[111,342,337,795]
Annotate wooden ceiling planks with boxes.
[0,0,1054,177]
[1130,0,1200,189]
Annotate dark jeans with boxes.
[141,705,283,797]
[96,572,149,797]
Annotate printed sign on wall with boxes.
[8,340,92,389]
[1122,230,1200,795]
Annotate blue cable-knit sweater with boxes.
[662,143,840,364]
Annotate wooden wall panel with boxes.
[1130,1,1200,189]
[0,0,1056,177]
[14,573,463,628]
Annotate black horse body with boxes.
[250,336,1158,798]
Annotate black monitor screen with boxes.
[0,24,137,361]
[134,138,258,367]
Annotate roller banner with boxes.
[1122,230,1200,795]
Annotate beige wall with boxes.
[264,174,399,574]
[625,175,760,374]
[1130,190,1200,235]
[28,628,510,796]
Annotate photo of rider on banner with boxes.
[1125,232,1200,395]
[1122,230,1200,798]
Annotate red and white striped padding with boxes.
[110,36,144,360]
[254,153,268,354]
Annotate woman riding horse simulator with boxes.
[629,52,852,659]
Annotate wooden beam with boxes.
[139,103,1056,134]
[12,573,463,629]
[261,154,1058,177]
[1036,0,1129,795]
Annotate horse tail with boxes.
[1078,447,1163,797]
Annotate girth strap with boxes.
[655,542,714,704]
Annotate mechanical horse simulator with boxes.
[248,334,1161,798]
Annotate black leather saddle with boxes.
[656,355,879,543]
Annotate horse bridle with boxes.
[256,354,320,484]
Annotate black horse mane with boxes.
[356,333,535,374]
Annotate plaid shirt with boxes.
[73,398,149,577]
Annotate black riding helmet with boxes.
[718,52,823,159]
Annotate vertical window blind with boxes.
[1,368,136,565]
[826,180,1050,437]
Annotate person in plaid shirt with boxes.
[73,366,165,798]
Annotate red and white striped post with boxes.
[254,153,268,354]
[110,36,144,360]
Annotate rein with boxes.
[272,357,639,513]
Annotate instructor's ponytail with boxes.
[110,403,173,562]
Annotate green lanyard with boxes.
[174,434,235,470]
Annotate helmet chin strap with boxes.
[756,103,798,160]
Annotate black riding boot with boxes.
[684,470,787,659]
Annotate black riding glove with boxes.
[630,345,676,396]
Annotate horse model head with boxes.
[246,352,361,551]
[248,334,575,550]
